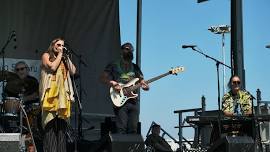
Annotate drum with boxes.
[23,100,42,139]
[29,102,41,115]
[3,97,20,117]
[25,101,41,115]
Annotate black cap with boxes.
[152,124,160,128]
[121,42,134,52]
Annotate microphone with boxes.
[182,45,197,49]
[266,45,270,49]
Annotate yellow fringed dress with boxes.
[40,61,74,128]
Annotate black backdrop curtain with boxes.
[0,0,120,118]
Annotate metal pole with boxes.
[208,25,230,95]
[201,95,206,113]
[256,89,261,115]
[136,0,142,118]
[231,0,245,89]
[136,0,142,70]
[222,33,226,95]
[178,113,183,151]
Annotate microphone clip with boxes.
[63,47,71,55]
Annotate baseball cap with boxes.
[121,42,134,52]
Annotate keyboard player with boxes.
[211,75,253,142]
[222,75,252,117]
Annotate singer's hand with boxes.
[58,47,63,54]
[62,54,67,61]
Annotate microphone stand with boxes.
[248,92,263,152]
[188,46,231,138]
[1,32,14,97]
[65,45,87,152]
[0,32,15,129]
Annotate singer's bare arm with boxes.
[66,57,76,75]
[42,52,63,72]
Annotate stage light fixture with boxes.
[208,25,231,34]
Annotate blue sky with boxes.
[119,0,270,140]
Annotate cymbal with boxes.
[0,70,19,81]
[5,79,24,96]
[5,75,38,96]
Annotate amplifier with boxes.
[109,133,145,152]
[208,136,255,152]
[0,133,21,152]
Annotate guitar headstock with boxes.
[169,66,185,75]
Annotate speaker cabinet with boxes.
[208,136,255,152]
[0,133,21,152]
[109,133,145,152]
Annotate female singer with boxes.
[39,38,76,152]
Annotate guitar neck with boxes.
[129,72,171,91]
[146,72,170,84]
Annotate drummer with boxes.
[4,61,39,103]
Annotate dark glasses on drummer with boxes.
[232,81,241,85]
[16,67,27,71]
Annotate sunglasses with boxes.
[232,81,241,85]
[56,44,64,47]
[16,67,27,71]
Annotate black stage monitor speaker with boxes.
[208,136,255,152]
[109,133,145,152]
[0,133,21,152]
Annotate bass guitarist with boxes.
[100,42,149,134]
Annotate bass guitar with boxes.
[110,66,185,107]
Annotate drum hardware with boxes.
[25,102,40,115]
[0,92,39,151]
[0,70,40,152]
[18,93,37,152]
[1,30,17,114]
[0,32,38,151]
